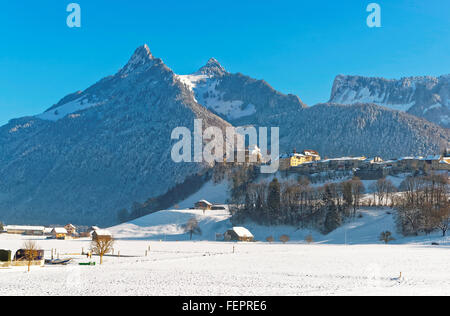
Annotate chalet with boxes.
[52,227,68,240]
[224,227,254,242]
[5,225,45,236]
[64,224,77,236]
[195,200,213,211]
[92,229,113,242]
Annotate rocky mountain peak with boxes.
[119,44,156,75]
[196,58,227,77]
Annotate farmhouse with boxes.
[52,227,68,240]
[224,227,254,242]
[195,200,213,211]
[5,225,45,236]
[92,229,113,241]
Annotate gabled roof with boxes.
[197,200,212,206]
[92,229,112,237]
[52,227,68,234]
[229,227,254,238]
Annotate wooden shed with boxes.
[224,227,255,242]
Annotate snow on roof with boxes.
[230,227,254,238]
[93,229,112,237]
[6,225,45,231]
[52,227,68,234]
[197,200,212,206]
[65,224,76,228]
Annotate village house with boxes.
[5,225,45,236]
[92,229,113,242]
[64,224,77,236]
[52,227,68,240]
[224,227,255,242]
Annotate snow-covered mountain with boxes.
[0,45,231,226]
[329,74,450,128]
[176,58,307,125]
[0,44,449,226]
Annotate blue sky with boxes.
[0,0,449,126]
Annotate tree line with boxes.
[230,166,365,234]
[395,173,450,237]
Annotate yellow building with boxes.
[279,150,321,170]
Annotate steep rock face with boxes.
[0,45,231,226]
[329,74,450,128]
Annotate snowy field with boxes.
[2,203,450,296]
[1,234,450,296]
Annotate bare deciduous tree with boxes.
[379,231,395,244]
[91,237,114,265]
[23,240,40,272]
[280,235,290,244]
[183,218,202,240]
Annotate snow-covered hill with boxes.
[109,206,450,246]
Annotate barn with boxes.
[224,227,255,242]
[5,225,45,236]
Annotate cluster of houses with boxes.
[277,149,450,180]
[1,223,112,241]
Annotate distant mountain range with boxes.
[0,44,448,225]
[330,74,450,128]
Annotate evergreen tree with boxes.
[267,178,281,218]
[324,203,341,234]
